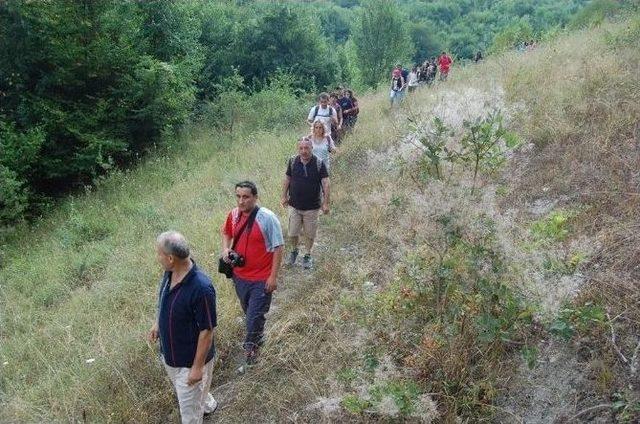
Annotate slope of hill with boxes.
[1,15,639,423]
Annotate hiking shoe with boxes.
[236,362,253,375]
[302,254,313,269]
[256,334,266,347]
[286,249,299,266]
[236,350,258,374]
[203,395,218,417]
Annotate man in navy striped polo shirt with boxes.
[148,231,217,424]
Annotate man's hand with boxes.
[321,203,330,215]
[265,275,277,294]
[148,323,159,343]
[281,197,289,208]
[187,366,204,386]
[222,248,232,263]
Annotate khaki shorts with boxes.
[288,207,320,239]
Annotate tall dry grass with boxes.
[1,15,639,423]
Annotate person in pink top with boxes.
[438,51,453,81]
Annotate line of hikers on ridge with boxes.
[390,51,455,106]
[148,88,360,424]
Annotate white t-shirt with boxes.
[308,105,335,136]
[308,135,336,169]
[408,71,419,87]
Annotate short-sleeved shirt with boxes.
[339,97,353,113]
[223,207,284,282]
[286,155,329,211]
[306,135,335,169]
[308,105,335,136]
[157,262,217,368]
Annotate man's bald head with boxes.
[156,231,190,259]
[298,137,312,148]
[297,137,313,160]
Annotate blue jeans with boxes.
[233,277,272,352]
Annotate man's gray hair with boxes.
[156,231,190,259]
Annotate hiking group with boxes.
[147,88,359,423]
[390,51,455,106]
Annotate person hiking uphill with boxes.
[281,138,330,270]
[390,68,406,106]
[221,181,284,372]
[307,93,338,137]
[339,89,359,131]
[149,231,218,424]
[329,92,343,145]
[307,121,337,170]
[407,66,419,93]
[438,51,453,81]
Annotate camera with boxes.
[228,251,245,267]
[218,250,245,279]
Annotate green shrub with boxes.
[346,213,534,420]
[550,302,606,340]
[0,165,28,226]
[341,394,371,415]
[531,210,577,242]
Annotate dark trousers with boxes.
[233,277,272,352]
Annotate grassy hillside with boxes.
[1,15,639,423]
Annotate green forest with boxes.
[0,0,621,228]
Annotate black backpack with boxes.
[312,105,335,120]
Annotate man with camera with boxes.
[221,181,284,371]
[149,231,218,424]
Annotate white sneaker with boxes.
[203,393,218,416]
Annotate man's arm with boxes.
[265,245,283,293]
[307,107,315,125]
[321,177,330,214]
[221,223,233,261]
[281,175,290,208]
[187,329,214,385]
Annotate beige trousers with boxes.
[288,207,320,254]
[164,358,216,424]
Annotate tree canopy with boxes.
[0,0,598,226]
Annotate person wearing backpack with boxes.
[281,138,330,270]
[307,121,337,170]
[407,66,420,93]
[390,68,406,106]
[339,89,359,131]
[221,181,284,372]
[307,92,338,137]
[329,92,343,145]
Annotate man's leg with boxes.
[301,209,320,269]
[244,282,272,356]
[286,207,302,265]
[172,363,215,424]
[200,359,217,415]
[233,277,251,314]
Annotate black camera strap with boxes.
[230,206,260,251]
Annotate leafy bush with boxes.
[344,213,534,419]
[0,164,28,225]
[550,302,606,340]
[407,111,518,192]
[530,210,577,243]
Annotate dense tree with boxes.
[233,6,337,91]
[352,0,414,86]
[0,0,605,226]
[410,21,444,64]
